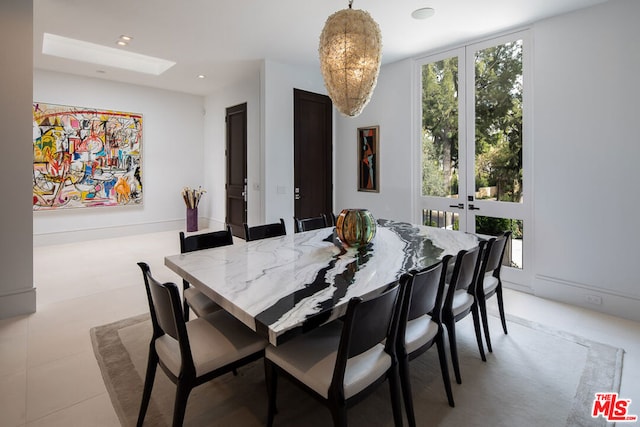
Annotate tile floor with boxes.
[1,230,639,426]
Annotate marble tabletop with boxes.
[164,219,480,345]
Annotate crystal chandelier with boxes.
[318,0,382,117]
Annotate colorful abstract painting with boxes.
[32,103,143,210]
[358,126,379,193]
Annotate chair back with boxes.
[294,215,328,233]
[244,218,286,241]
[483,231,510,275]
[325,212,337,226]
[138,262,184,341]
[339,283,401,360]
[179,225,233,253]
[406,262,444,322]
[450,245,481,293]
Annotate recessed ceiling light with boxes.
[119,35,132,41]
[412,7,435,20]
[197,74,206,79]
[42,33,176,75]
[116,40,128,46]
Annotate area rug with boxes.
[90,313,624,427]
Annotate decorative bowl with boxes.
[335,208,376,247]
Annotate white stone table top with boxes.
[164,219,480,345]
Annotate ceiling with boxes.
[33,0,607,96]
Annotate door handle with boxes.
[468,204,480,211]
[449,203,464,209]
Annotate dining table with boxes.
[164,218,481,346]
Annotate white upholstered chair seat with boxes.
[443,284,475,317]
[404,314,439,354]
[265,321,392,399]
[184,287,221,317]
[452,289,474,317]
[482,273,499,294]
[156,310,267,377]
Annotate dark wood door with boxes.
[294,89,333,220]
[226,103,247,238]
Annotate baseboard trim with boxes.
[0,287,36,320]
[33,218,219,246]
[504,280,533,295]
[534,274,640,323]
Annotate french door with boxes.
[415,31,531,288]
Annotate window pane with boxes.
[422,57,459,198]
[474,40,523,203]
[475,215,523,269]
[422,209,459,230]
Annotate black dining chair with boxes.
[440,244,486,384]
[476,231,512,352]
[293,215,328,233]
[243,218,286,241]
[179,226,234,320]
[264,282,404,427]
[136,262,267,427]
[397,263,454,427]
[325,212,337,227]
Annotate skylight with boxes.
[42,33,176,76]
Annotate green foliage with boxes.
[421,131,447,196]
[422,40,523,203]
[451,172,458,195]
[422,58,459,197]
[476,216,523,239]
[474,41,523,202]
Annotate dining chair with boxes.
[440,244,486,384]
[136,262,267,427]
[293,215,328,233]
[264,282,404,427]
[243,218,286,241]
[476,231,512,352]
[325,212,337,226]
[179,226,234,320]
[397,263,454,427]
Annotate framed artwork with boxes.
[357,125,379,192]
[32,102,143,210]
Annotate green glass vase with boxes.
[335,208,376,248]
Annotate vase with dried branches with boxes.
[182,186,206,232]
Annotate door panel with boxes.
[226,103,247,238]
[417,31,531,286]
[466,33,530,280]
[294,89,333,220]
[419,48,468,231]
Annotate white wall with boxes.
[334,59,415,221]
[22,0,640,322]
[261,60,328,232]
[334,0,640,321]
[0,0,35,319]
[33,70,205,245]
[203,60,328,233]
[531,0,640,319]
[203,71,261,229]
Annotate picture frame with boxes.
[32,102,143,210]
[357,125,379,193]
